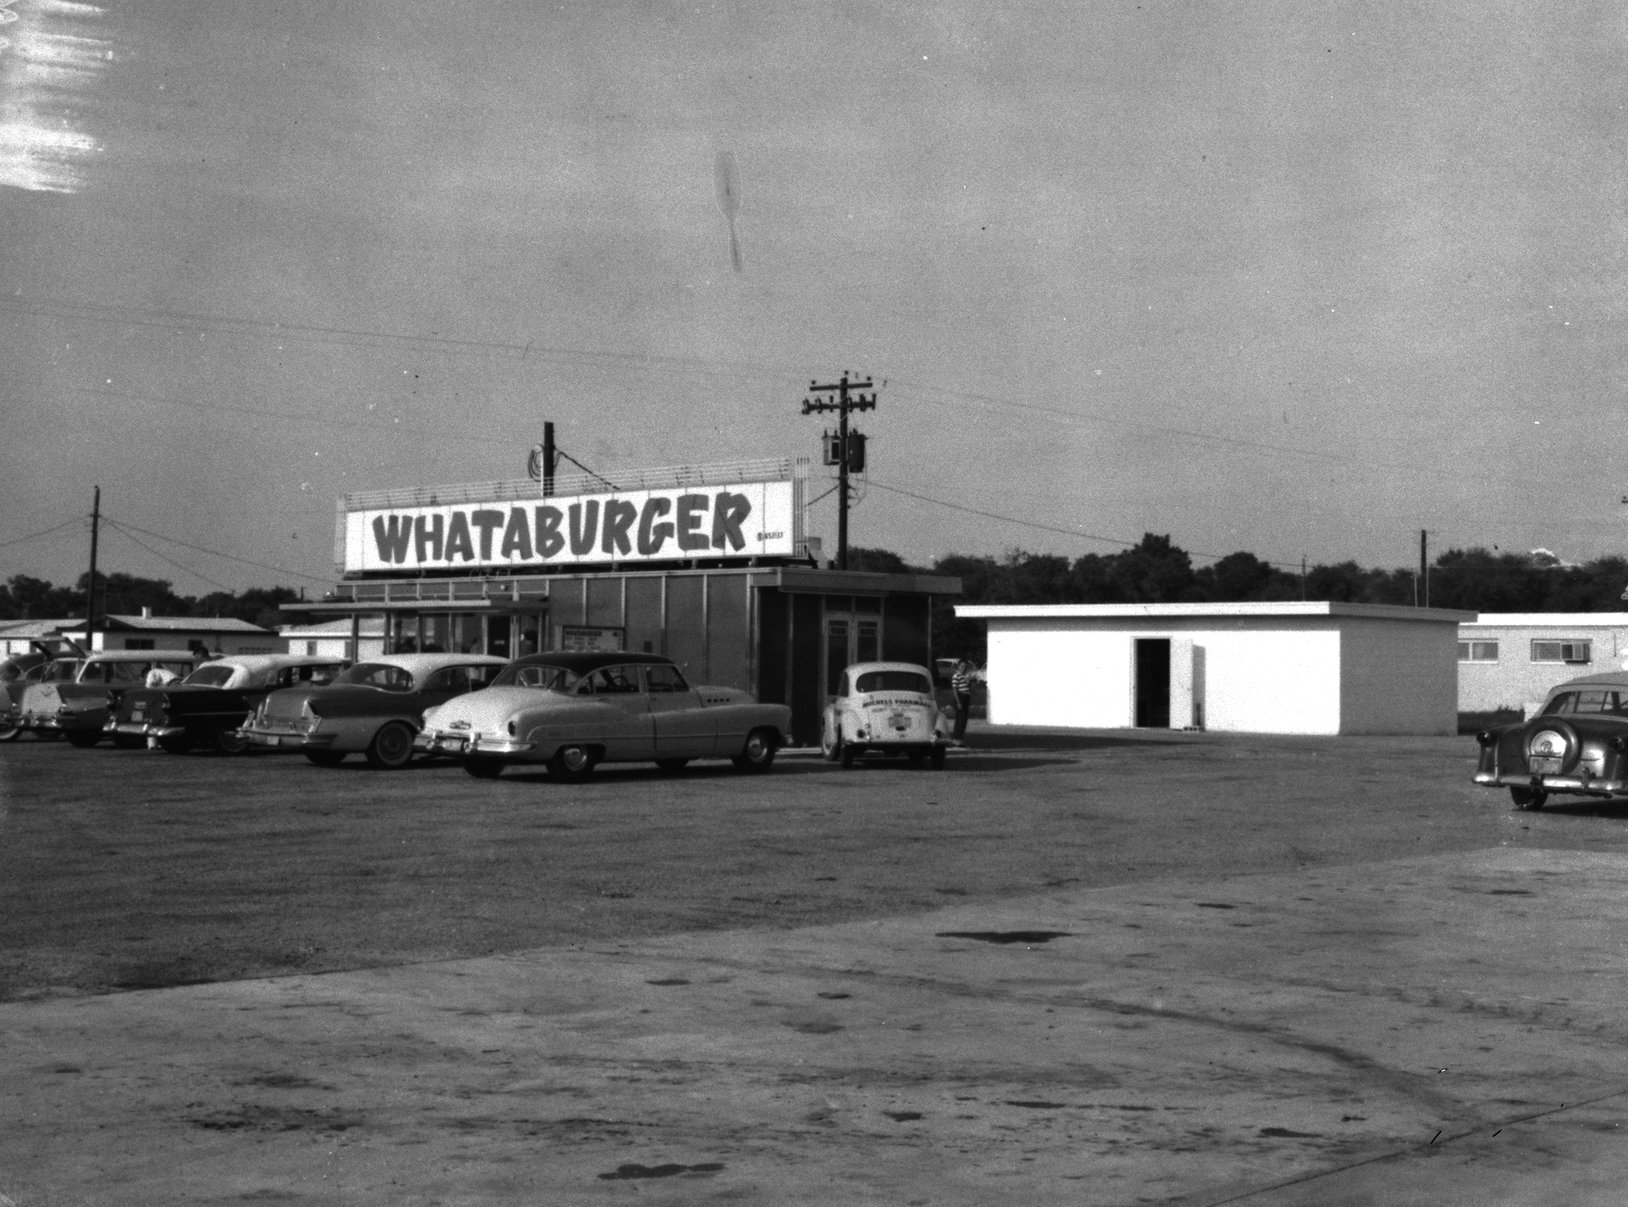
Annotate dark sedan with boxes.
[1473,671,1628,810]
[108,654,349,754]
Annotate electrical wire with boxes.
[102,522,236,593]
[863,478,1306,569]
[0,518,83,552]
[102,517,330,584]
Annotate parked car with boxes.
[107,653,350,754]
[0,652,51,741]
[1473,670,1628,809]
[415,651,792,780]
[237,652,509,768]
[14,650,206,746]
[822,661,952,769]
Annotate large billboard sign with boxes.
[343,480,796,574]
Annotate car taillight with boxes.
[1476,730,1496,747]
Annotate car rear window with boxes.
[339,663,414,691]
[182,664,238,687]
[494,663,578,689]
[855,670,933,694]
[1542,688,1628,716]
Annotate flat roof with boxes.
[1461,613,1628,627]
[956,601,1476,623]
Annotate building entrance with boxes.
[824,613,881,696]
[1135,638,1171,728]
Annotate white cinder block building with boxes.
[279,617,387,660]
[1457,613,1628,714]
[955,602,1474,735]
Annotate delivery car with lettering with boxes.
[415,651,791,780]
[821,661,952,769]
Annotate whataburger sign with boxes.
[344,480,797,573]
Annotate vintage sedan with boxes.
[14,650,206,746]
[0,652,50,741]
[415,651,791,780]
[1474,670,1628,809]
[238,653,508,768]
[108,653,350,754]
[821,661,952,769]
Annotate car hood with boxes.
[423,686,562,731]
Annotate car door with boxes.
[644,664,718,756]
[577,665,656,759]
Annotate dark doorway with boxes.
[1135,638,1170,728]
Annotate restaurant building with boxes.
[285,457,960,744]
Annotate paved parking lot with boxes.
[5,726,1628,1204]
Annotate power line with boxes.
[0,518,82,552]
[103,522,236,593]
[70,385,514,447]
[864,478,1306,570]
[884,376,1452,478]
[5,293,1452,482]
[102,517,330,584]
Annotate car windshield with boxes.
[181,664,239,687]
[492,662,580,690]
[1542,688,1628,717]
[43,659,85,682]
[855,670,933,695]
[335,663,415,691]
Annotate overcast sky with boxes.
[3,1,1626,595]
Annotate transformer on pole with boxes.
[801,372,875,570]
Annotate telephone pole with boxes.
[801,372,876,570]
[85,486,100,650]
[1419,528,1429,607]
[527,422,558,497]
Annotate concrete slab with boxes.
[6,846,1628,1205]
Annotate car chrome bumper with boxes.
[1475,771,1628,796]
[414,732,534,756]
[239,727,330,749]
[105,721,184,738]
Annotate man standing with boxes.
[951,658,976,743]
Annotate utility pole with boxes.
[527,422,558,497]
[86,485,100,651]
[801,372,876,570]
[1419,528,1428,607]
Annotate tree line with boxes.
[6,537,1625,658]
[0,573,300,631]
[839,537,1628,663]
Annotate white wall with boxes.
[987,618,1344,734]
[1457,618,1628,713]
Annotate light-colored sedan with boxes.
[415,651,792,780]
[822,661,952,769]
[238,653,508,768]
